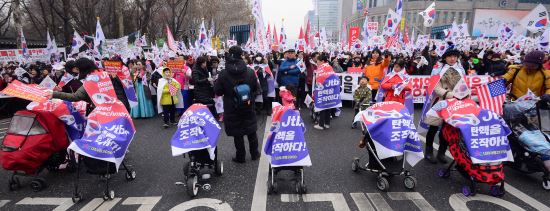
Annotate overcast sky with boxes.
[262,0,314,42]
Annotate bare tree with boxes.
[0,0,13,37]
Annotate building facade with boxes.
[343,0,550,40]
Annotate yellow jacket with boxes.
[503,65,550,99]
[160,80,181,105]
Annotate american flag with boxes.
[476,79,506,115]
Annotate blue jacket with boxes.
[278,59,301,86]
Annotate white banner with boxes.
[0,48,65,63]
[335,73,493,103]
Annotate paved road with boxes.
[0,108,548,211]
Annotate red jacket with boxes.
[380,74,411,104]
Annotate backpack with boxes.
[231,71,252,108]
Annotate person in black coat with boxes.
[484,53,508,77]
[192,56,216,115]
[214,46,261,163]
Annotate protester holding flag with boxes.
[503,50,550,101]
[425,49,465,163]
[380,59,411,104]
[214,46,261,163]
[313,53,341,130]
[278,49,301,95]
[157,68,182,128]
[192,56,216,116]
[363,48,391,100]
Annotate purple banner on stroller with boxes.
[265,104,311,167]
[354,101,424,167]
[170,104,221,160]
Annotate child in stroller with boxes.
[503,98,550,190]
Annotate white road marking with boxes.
[250,116,272,211]
[16,197,74,211]
[418,135,550,210]
[169,198,232,211]
[366,193,392,211]
[387,192,436,211]
[280,194,300,203]
[121,197,162,211]
[448,194,525,211]
[350,193,375,211]
[302,193,351,211]
[0,200,10,208]
[79,198,121,211]
[79,198,103,211]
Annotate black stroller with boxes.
[503,99,550,190]
[351,105,417,191]
[351,131,417,191]
[71,155,136,203]
[180,148,223,197]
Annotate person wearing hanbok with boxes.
[130,60,155,118]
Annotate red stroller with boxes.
[0,110,70,191]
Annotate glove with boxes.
[208,77,214,82]
[542,94,550,103]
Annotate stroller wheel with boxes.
[215,160,224,176]
[72,193,82,203]
[351,158,360,172]
[543,179,550,190]
[126,170,137,181]
[489,185,505,197]
[403,176,417,190]
[30,178,46,192]
[183,162,190,177]
[186,175,199,197]
[103,190,115,201]
[295,182,307,194]
[8,176,20,191]
[376,177,390,191]
[437,169,451,178]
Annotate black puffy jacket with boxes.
[192,66,215,104]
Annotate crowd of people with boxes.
[1,42,550,163]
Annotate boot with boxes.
[424,146,437,164]
[436,150,447,164]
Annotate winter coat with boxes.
[278,59,301,87]
[160,79,181,105]
[434,67,463,100]
[484,60,508,76]
[363,57,390,90]
[214,58,260,137]
[192,66,215,104]
[353,85,371,109]
[503,65,550,100]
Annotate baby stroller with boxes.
[353,100,374,131]
[266,103,309,194]
[502,99,550,190]
[351,103,418,191]
[437,123,506,197]
[0,110,69,192]
[180,148,223,197]
[71,154,136,202]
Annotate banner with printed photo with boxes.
[68,71,135,170]
[472,9,528,37]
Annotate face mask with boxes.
[256,57,262,62]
